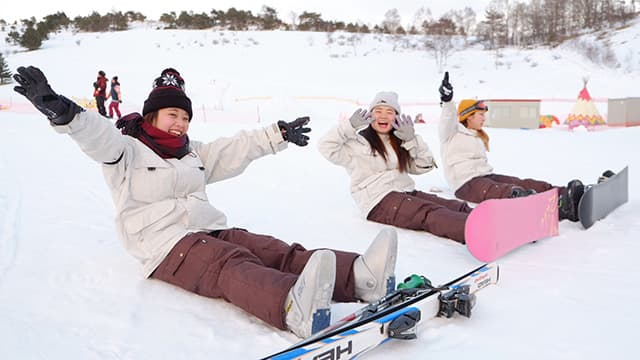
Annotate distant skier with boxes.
[13,65,398,339]
[93,70,108,116]
[319,91,473,244]
[438,71,586,222]
[105,75,122,119]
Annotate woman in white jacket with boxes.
[437,72,586,222]
[13,66,398,339]
[319,91,473,244]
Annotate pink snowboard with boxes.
[465,188,559,262]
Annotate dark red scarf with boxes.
[115,113,190,159]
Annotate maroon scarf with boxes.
[116,113,190,159]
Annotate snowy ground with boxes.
[1,22,639,359]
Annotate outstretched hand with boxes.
[278,116,311,146]
[349,108,372,129]
[439,71,453,103]
[393,114,415,141]
[13,65,82,125]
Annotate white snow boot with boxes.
[285,249,336,338]
[353,227,398,303]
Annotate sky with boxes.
[1,0,491,25]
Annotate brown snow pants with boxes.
[151,229,359,330]
[367,190,472,244]
[455,173,564,204]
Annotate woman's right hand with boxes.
[13,65,82,125]
[349,108,372,129]
[439,71,453,103]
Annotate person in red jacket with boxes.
[93,70,108,116]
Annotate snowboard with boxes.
[465,188,559,262]
[263,262,499,360]
[578,166,629,229]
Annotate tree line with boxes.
[478,0,638,49]
[1,1,638,52]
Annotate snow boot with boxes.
[509,187,535,198]
[285,250,336,338]
[558,180,584,222]
[353,228,398,303]
[509,186,528,198]
[598,170,615,184]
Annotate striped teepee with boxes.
[565,78,605,129]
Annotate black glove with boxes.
[278,117,311,147]
[13,65,83,125]
[439,71,453,103]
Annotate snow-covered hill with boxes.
[0,21,639,359]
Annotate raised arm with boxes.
[437,72,458,144]
[193,117,310,184]
[13,66,126,164]
[318,109,370,167]
[393,114,436,174]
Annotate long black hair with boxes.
[360,125,411,173]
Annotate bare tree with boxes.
[412,7,432,34]
[424,35,455,72]
[382,8,401,33]
[460,7,478,36]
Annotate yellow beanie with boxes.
[458,99,488,122]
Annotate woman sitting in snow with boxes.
[12,65,398,339]
[318,91,473,244]
[437,71,592,222]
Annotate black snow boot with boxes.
[509,186,528,198]
[558,192,572,221]
[509,187,537,198]
[598,170,615,184]
[567,179,584,222]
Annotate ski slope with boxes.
[1,22,639,359]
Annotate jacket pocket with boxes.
[123,200,176,236]
[185,192,226,229]
[130,159,175,203]
[357,172,385,190]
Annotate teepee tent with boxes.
[565,79,605,129]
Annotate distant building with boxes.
[607,97,640,127]
[484,99,541,129]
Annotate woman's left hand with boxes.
[392,114,415,141]
[278,116,311,146]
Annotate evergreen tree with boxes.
[0,53,12,85]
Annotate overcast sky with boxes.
[2,0,492,25]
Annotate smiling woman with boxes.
[318,91,474,244]
[11,64,400,341]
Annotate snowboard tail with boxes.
[578,166,629,229]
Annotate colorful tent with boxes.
[565,80,605,129]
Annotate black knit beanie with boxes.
[142,68,193,120]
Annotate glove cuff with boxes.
[277,120,289,141]
[50,96,84,126]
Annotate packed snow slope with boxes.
[1,20,639,359]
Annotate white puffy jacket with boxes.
[319,120,436,216]
[54,111,287,276]
[438,101,493,191]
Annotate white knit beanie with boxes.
[368,91,401,114]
